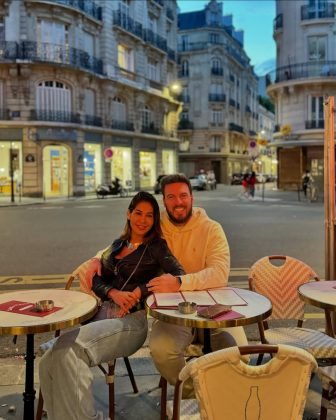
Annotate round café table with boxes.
[0,289,97,420]
[298,280,336,337]
[146,287,272,354]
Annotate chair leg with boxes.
[123,357,138,393]
[320,387,330,420]
[256,353,264,365]
[35,389,44,420]
[160,376,168,420]
[107,360,116,420]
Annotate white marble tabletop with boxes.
[0,289,98,335]
[298,280,336,311]
[146,287,272,328]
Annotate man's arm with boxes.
[147,223,230,292]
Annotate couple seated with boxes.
[39,174,247,419]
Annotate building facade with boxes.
[176,0,259,184]
[255,103,276,179]
[0,0,180,198]
[267,0,336,191]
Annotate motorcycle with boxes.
[96,178,128,199]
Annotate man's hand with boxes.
[146,274,181,293]
[85,258,102,289]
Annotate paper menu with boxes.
[207,289,247,306]
[153,288,247,308]
[154,292,185,307]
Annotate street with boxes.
[0,185,324,282]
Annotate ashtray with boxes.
[178,301,197,315]
[35,300,54,312]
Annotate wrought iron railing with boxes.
[266,60,336,85]
[178,120,194,130]
[141,125,161,135]
[305,119,324,129]
[301,3,335,20]
[31,109,81,123]
[111,120,134,131]
[211,67,223,76]
[208,94,226,102]
[229,98,236,107]
[112,11,143,39]
[273,13,283,31]
[20,41,104,74]
[143,29,167,52]
[245,105,252,113]
[85,115,102,127]
[0,109,10,120]
[166,8,174,20]
[229,122,244,133]
[46,0,102,20]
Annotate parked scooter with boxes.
[96,177,128,198]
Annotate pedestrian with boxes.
[249,171,257,198]
[241,173,250,198]
[206,169,216,190]
[39,191,185,420]
[302,169,313,197]
[86,173,248,399]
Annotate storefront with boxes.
[84,143,102,192]
[111,146,133,189]
[43,145,70,197]
[162,149,176,174]
[0,140,22,195]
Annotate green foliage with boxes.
[258,95,275,114]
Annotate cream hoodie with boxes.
[160,207,230,291]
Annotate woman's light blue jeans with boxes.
[39,310,147,420]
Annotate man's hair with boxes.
[160,173,192,196]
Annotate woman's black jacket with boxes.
[92,237,185,302]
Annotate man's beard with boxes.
[166,206,193,225]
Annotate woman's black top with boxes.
[92,237,185,302]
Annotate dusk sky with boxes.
[177,0,276,74]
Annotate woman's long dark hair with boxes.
[120,191,162,243]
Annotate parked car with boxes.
[154,174,166,194]
[230,173,244,185]
[189,174,207,190]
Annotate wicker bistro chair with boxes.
[248,255,336,364]
[167,344,317,420]
[317,365,336,420]
[36,259,138,420]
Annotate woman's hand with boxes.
[85,258,102,289]
[108,289,138,315]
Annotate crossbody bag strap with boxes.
[120,243,149,291]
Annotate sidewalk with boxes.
[0,183,320,207]
[0,328,332,420]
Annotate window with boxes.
[211,58,222,70]
[211,110,223,124]
[148,58,160,82]
[83,31,94,57]
[309,95,324,126]
[84,89,95,116]
[308,0,328,16]
[148,16,157,33]
[181,111,189,121]
[209,33,220,44]
[36,80,71,117]
[37,20,69,62]
[141,105,151,128]
[112,96,126,121]
[181,60,189,77]
[181,35,189,51]
[118,44,134,71]
[210,135,221,152]
[210,83,223,94]
[308,35,326,61]
[0,18,4,42]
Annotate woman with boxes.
[39,191,184,420]
[92,190,185,318]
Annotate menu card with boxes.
[153,288,247,308]
[0,300,62,317]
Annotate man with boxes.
[87,174,247,397]
[302,169,313,197]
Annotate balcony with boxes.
[177,94,190,103]
[211,67,223,76]
[167,48,176,61]
[209,94,226,102]
[229,98,236,107]
[266,60,336,85]
[0,41,19,60]
[301,3,335,20]
[178,120,194,130]
[46,0,102,21]
[143,29,167,53]
[20,41,104,75]
[273,13,283,31]
[149,79,163,90]
[85,115,102,127]
[177,42,207,52]
[111,120,134,131]
[113,11,143,39]
[305,120,324,129]
[152,0,164,6]
[229,122,244,133]
[178,70,189,78]
[166,8,174,21]
[30,109,81,123]
[141,124,161,135]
